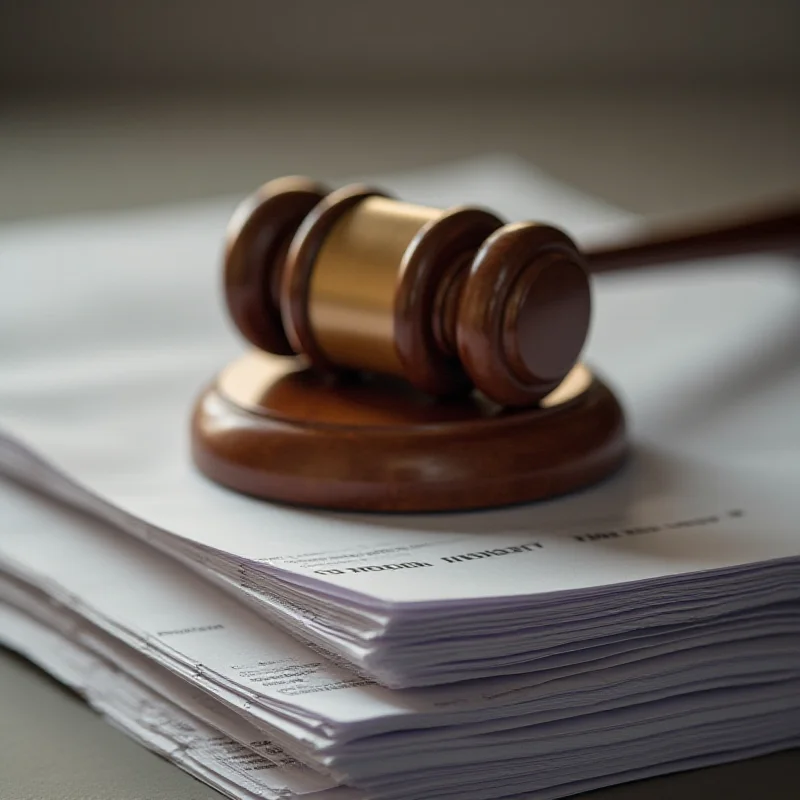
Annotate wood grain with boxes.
[206,180,797,512]
[191,352,627,512]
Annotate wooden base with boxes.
[191,351,628,512]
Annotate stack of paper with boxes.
[2,155,799,800]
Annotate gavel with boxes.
[224,177,800,408]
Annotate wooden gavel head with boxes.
[201,182,796,510]
[224,176,592,407]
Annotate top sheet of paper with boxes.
[1,154,799,606]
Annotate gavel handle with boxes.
[586,201,800,274]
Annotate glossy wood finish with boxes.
[588,200,800,273]
[396,206,503,396]
[223,176,328,354]
[225,179,592,406]
[192,352,627,512]
[458,223,591,406]
[203,178,797,513]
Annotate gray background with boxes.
[2,1,798,91]
[1,2,798,798]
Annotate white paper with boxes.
[1,155,798,692]
[1,478,797,763]
[0,171,796,584]
[2,154,799,800]
[0,599,349,800]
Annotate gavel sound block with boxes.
[191,177,799,512]
[191,176,625,512]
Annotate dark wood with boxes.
[223,176,328,354]
[396,206,502,396]
[205,178,797,512]
[223,177,595,406]
[458,223,591,406]
[587,200,800,273]
[191,352,627,512]
[223,179,798,407]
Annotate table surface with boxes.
[1,87,798,800]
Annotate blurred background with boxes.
[1,5,799,799]
[1,0,798,221]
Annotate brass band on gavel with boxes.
[223,177,593,407]
[308,197,441,376]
